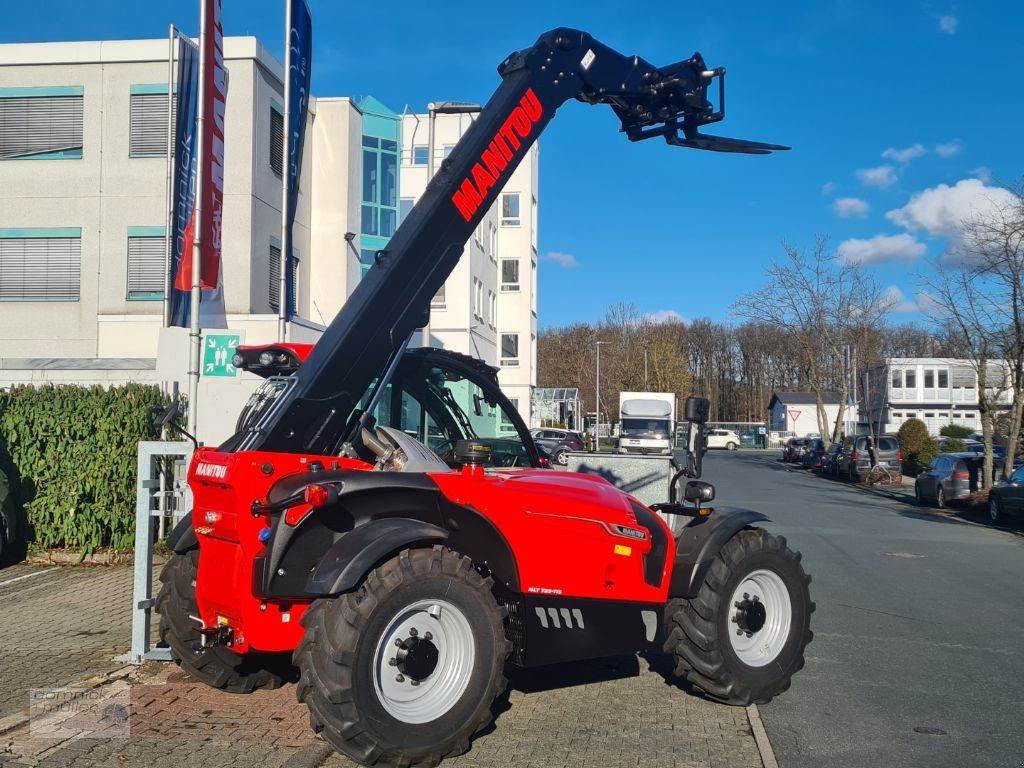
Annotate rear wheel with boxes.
[294,546,510,767]
[935,486,945,509]
[554,448,570,466]
[727,442,739,451]
[156,549,290,693]
[914,482,924,505]
[664,528,813,706]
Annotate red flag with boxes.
[176,0,226,292]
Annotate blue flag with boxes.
[284,0,312,319]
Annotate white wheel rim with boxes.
[727,569,793,667]
[372,599,475,724]
[990,499,998,520]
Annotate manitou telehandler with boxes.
[157,27,813,767]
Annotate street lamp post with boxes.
[595,340,610,452]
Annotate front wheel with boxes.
[989,495,1004,524]
[935,486,945,509]
[727,442,739,451]
[554,448,570,466]
[295,546,510,767]
[664,528,813,706]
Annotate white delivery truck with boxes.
[617,392,677,455]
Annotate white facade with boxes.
[768,393,840,438]
[399,110,539,426]
[862,358,1013,435]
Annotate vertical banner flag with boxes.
[171,0,228,328]
[284,0,312,318]
[169,36,199,328]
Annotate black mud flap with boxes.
[166,512,197,553]
[669,507,769,598]
[306,517,449,595]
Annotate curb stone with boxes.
[746,705,779,768]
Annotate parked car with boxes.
[987,464,1024,523]
[915,452,994,508]
[530,428,586,466]
[705,428,741,451]
[821,441,845,477]
[782,437,812,463]
[800,438,827,470]
[836,434,902,482]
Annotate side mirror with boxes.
[685,396,710,424]
[684,481,715,504]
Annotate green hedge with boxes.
[0,384,166,552]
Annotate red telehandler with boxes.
[157,28,813,767]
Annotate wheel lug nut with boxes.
[409,627,418,637]
[388,658,398,667]
[424,632,432,641]
[736,629,743,636]
[394,638,402,647]
[395,674,405,683]
[743,593,750,600]
[410,679,419,686]
[734,601,743,609]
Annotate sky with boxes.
[4,1,1022,328]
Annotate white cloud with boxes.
[643,309,685,324]
[832,197,870,218]
[937,14,959,34]
[541,251,579,268]
[856,165,898,189]
[884,285,927,314]
[821,181,837,196]
[934,139,962,158]
[882,144,926,164]
[886,178,1015,238]
[970,166,992,183]
[837,233,927,265]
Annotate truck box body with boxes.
[617,392,676,455]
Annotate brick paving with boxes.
[0,563,766,768]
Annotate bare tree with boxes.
[735,236,893,447]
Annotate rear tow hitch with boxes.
[189,615,234,650]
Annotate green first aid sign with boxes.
[203,333,241,378]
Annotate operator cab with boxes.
[229,347,542,471]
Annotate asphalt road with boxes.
[700,450,1024,768]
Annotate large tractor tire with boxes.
[664,528,813,706]
[295,546,510,768]
[156,548,291,693]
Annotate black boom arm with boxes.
[237,27,786,454]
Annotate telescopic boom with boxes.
[236,27,786,454]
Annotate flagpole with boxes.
[162,24,176,329]
[277,0,292,342]
[188,1,209,437]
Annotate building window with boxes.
[412,145,427,165]
[501,258,520,291]
[431,282,446,308]
[129,85,175,158]
[500,333,519,366]
[127,228,166,300]
[924,369,934,388]
[400,197,414,225]
[472,278,483,319]
[905,369,917,388]
[938,369,949,388]
[891,370,901,389]
[442,144,455,159]
[0,228,81,301]
[0,87,84,160]
[500,192,520,226]
[488,290,496,326]
[488,222,497,260]
[268,240,298,314]
[362,135,399,239]
[270,105,284,176]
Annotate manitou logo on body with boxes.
[450,88,543,222]
[195,462,228,480]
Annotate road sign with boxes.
[202,332,240,377]
[758,426,767,435]
[787,409,802,424]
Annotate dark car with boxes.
[836,434,902,482]
[530,428,586,466]
[821,441,845,477]
[987,464,1024,524]
[800,438,827,470]
[782,437,812,463]
[915,452,994,508]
